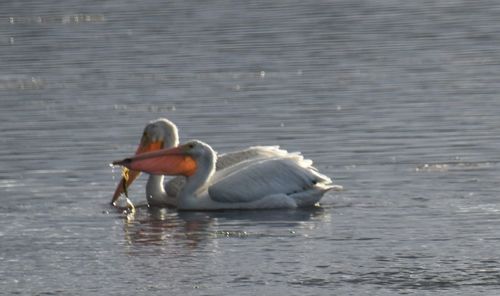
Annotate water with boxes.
[1,0,500,294]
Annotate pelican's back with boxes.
[208,157,333,203]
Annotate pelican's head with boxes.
[111,118,179,205]
[180,140,215,159]
[141,118,179,149]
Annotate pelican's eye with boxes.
[187,143,195,149]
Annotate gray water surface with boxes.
[1,0,500,295]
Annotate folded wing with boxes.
[165,146,290,197]
[215,146,289,169]
[208,157,332,203]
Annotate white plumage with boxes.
[114,140,341,210]
[209,158,328,203]
[112,118,318,208]
[160,146,302,206]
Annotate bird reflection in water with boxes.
[121,206,330,250]
[122,206,212,249]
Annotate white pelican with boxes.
[112,118,306,207]
[113,140,340,210]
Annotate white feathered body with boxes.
[146,146,333,210]
[174,146,335,210]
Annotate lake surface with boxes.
[1,0,500,295]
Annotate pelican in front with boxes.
[111,118,308,207]
[113,140,339,210]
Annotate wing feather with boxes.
[208,158,332,203]
[164,146,290,197]
[216,146,289,170]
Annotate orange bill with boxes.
[113,145,197,177]
[110,136,164,205]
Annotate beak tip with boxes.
[112,158,132,167]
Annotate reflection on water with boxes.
[415,161,495,172]
[8,14,106,25]
[122,206,329,250]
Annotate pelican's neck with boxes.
[145,121,179,206]
[146,174,168,205]
[144,131,177,206]
[179,147,217,204]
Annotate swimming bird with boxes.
[111,118,304,207]
[113,140,339,210]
